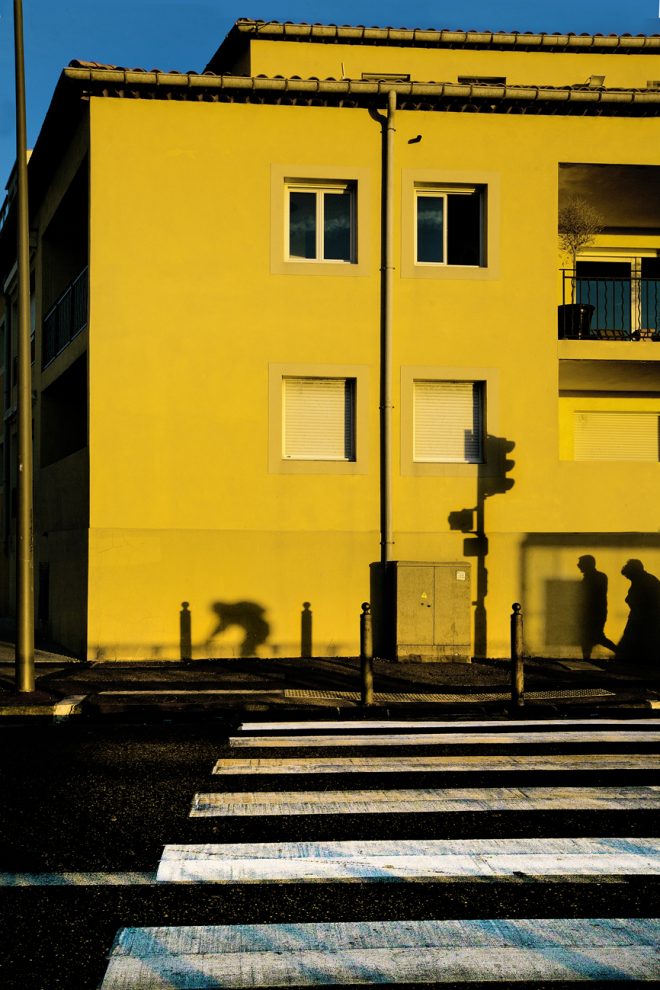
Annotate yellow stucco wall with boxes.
[83,86,658,660]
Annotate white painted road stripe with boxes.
[0,872,156,886]
[100,918,660,986]
[229,730,660,747]
[238,718,660,731]
[191,785,660,816]
[157,837,660,883]
[213,753,660,774]
[161,836,660,860]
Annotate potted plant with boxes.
[558,197,604,338]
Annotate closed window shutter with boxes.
[574,411,660,461]
[414,381,483,462]
[283,377,355,460]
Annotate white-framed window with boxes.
[287,182,356,263]
[269,362,369,475]
[282,376,356,461]
[415,185,484,267]
[413,380,484,463]
[574,411,659,462]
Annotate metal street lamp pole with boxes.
[13,0,35,692]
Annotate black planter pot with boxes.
[558,303,595,339]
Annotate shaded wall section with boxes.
[84,527,660,662]
[39,528,88,657]
[86,528,374,661]
[521,533,660,658]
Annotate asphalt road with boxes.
[1,720,659,989]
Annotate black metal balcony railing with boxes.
[42,267,88,367]
[559,270,660,341]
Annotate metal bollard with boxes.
[360,602,374,706]
[511,602,525,708]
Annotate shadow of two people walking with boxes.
[577,555,660,663]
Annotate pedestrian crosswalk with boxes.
[157,837,660,883]
[213,753,660,773]
[236,718,660,731]
[101,918,660,986]
[191,784,660,815]
[229,728,660,746]
[100,717,660,987]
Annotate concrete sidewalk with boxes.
[0,646,658,721]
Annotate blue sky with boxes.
[0,0,658,189]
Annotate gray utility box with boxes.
[371,561,472,662]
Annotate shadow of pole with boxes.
[449,435,515,658]
[473,485,488,657]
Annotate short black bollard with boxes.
[511,602,524,708]
[360,602,374,706]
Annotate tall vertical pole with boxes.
[13,0,35,692]
[380,89,396,567]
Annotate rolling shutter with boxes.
[574,411,660,461]
[413,381,483,463]
[283,377,355,460]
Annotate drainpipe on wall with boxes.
[381,88,396,567]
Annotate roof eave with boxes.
[204,18,660,74]
[62,66,660,109]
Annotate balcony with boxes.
[42,267,88,368]
[559,269,660,342]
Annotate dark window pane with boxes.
[417,196,444,263]
[289,192,316,259]
[343,379,356,460]
[323,192,352,261]
[447,192,481,266]
[641,257,660,278]
[576,262,630,277]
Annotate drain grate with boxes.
[285,688,615,702]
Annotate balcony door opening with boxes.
[575,259,660,338]
[559,164,660,340]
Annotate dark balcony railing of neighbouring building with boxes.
[559,269,660,341]
[42,267,88,367]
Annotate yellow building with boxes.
[0,19,658,661]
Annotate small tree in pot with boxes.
[559,197,604,276]
[558,197,604,337]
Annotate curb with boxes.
[0,695,85,718]
[0,689,658,722]
[73,693,660,725]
